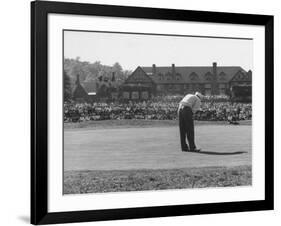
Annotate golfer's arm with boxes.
[192,100,201,113]
[178,101,186,114]
[180,101,190,107]
[177,103,182,113]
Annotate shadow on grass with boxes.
[193,151,247,155]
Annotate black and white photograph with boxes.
[63,30,253,194]
[29,1,274,224]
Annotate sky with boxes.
[64,30,253,71]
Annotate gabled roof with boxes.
[230,70,252,82]
[141,66,248,84]
[125,66,155,84]
[73,83,88,98]
[81,82,97,93]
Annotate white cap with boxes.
[195,92,204,99]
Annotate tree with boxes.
[112,62,123,72]
[63,58,131,88]
[64,70,72,101]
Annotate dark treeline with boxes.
[64,57,131,88]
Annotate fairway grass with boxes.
[64,165,251,194]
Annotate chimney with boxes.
[212,62,217,79]
[247,70,252,80]
[212,62,218,95]
[75,74,80,85]
[248,70,252,76]
[112,72,116,82]
[152,64,156,75]
[172,64,175,76]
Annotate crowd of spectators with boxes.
[196,102,251,122]
[64,96,252,123]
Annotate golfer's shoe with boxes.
[182,148,189,152]
[189,148,201,152]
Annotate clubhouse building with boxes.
[120,62,252,100]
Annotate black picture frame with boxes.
[31,0,274,224]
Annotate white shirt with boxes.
[178,94,201,113]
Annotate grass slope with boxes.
[64,165,251,194]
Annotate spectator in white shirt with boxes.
[178,92,204,152]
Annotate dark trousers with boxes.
[179,106,196,150]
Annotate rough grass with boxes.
[64,165,251,194]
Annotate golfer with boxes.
[178,92,204,152]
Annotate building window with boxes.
[205,83,211,88]
[131,91,139,99]
[111,92,118,99]
[190,72,199,81]
[219,72,226,80]
[174,85,181,91]
[166,72,172,81]
[190,83,198,92]
[204,83,212,96]
[176,73,181,81]
[205,72,212,81]
[158,73,163,80]
[219,83,226,95]
[235,71,246,80]
[123,91,130,99]
[141,91,149,99]
[156,85,164,91]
